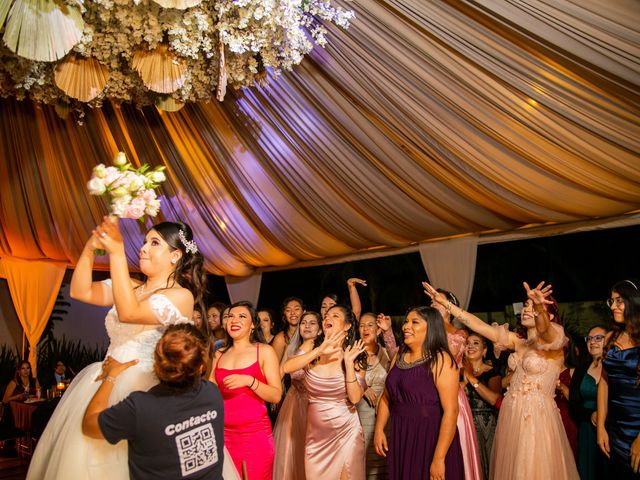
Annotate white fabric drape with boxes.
[225,273,263,307]
[419,236,479,310]
[0,257,67,375]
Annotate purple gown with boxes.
[386,360,464,480]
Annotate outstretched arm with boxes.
[70,234,114,307]
[423,281,516,351]
[524,281,558,345]
[282,331,344,373]
[347,278,367,320]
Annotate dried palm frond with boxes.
[155,94,184,112]
[54,55,109,102]
[132,44,187,94]
[150,0,202,10]
[3,0,84,62]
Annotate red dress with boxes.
[214,344,274,479]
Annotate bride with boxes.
[28,217,209,479]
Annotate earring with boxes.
[171,258,177,264]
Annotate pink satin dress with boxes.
[214,344,274,479]
[448,331,483,480]
[304,368,365,479]
[272,352,308,479]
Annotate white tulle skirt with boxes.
[27,361,239,480]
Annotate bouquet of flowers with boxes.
[87,152,166,253]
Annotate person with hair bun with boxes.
[212,301,282,479]
[81,324,226,479]
[28,218,208,480]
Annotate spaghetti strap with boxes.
[215,351,223,370]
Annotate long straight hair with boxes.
[398,306,456,378]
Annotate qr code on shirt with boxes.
[175,424,218,476]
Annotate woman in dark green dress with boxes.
[569,325,608,480]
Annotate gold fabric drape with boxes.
[0,258,66,375]
[0,0,638,276]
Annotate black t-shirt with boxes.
[98,379,224,480]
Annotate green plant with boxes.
[37,336,106,384]
[0,344,19,385]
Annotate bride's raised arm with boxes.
[70,231,118,307]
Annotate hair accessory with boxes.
[623,279,638,290]
[178,229,198,254]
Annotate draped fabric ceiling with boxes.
[0,0,639,278]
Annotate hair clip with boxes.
[178,229,198,254]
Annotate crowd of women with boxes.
[3,216,637,480]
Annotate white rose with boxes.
[111,186,129,198]
[93,164,107,178]
[113,152,127,166]
[149,171,166,183]
[87,177,106,195]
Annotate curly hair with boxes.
[154,324,208,391]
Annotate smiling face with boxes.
[226,306,254,340]
[465,335,486,361]
[284,300,303,328]
[358,313,380,346]
[586,326,606,359]
[323,306,351,336]
[609,290,625,324]
[402,310,427,349]
[191,310,203,328]
[139,229,180,277]
[299,313,321,340]
[258,311,273,337]
[320,296,337,318]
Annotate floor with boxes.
[0,452,28,480]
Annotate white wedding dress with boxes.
[28,282,239,480]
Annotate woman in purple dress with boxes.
[374,306,463,480]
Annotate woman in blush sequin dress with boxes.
[424,281,579,480]
[283,305,368,480]
[213,301,282,480]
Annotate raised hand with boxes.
[376,314,392,332]
[222,374,254,390]
[347,278,367,288]
[344,339,366,365]
[93,216,124,255]
[422,281,448,306]
[523,281,553,305]
[317,330,345,356]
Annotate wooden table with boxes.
[10,399,46,455]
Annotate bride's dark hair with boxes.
[147,221,208,337]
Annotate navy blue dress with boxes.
[385,359,463,480]
[603,345,640,478]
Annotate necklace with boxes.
[473,366,481,375]
[139,282,166,295]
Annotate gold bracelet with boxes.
[346,377,358,383]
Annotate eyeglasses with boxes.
[585,335,605,343]
[606,298,624,308]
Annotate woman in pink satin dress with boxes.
[272,311,322,479]
[429,288,483,480]
[283,305,368,480]
[212,301,282,479]
[424,281,579,480]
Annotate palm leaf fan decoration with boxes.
[132,43,187,94]
[151,0,202,10]
[2,0,84,62]
[54,55,110,102]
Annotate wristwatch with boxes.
[472,382,479,389]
